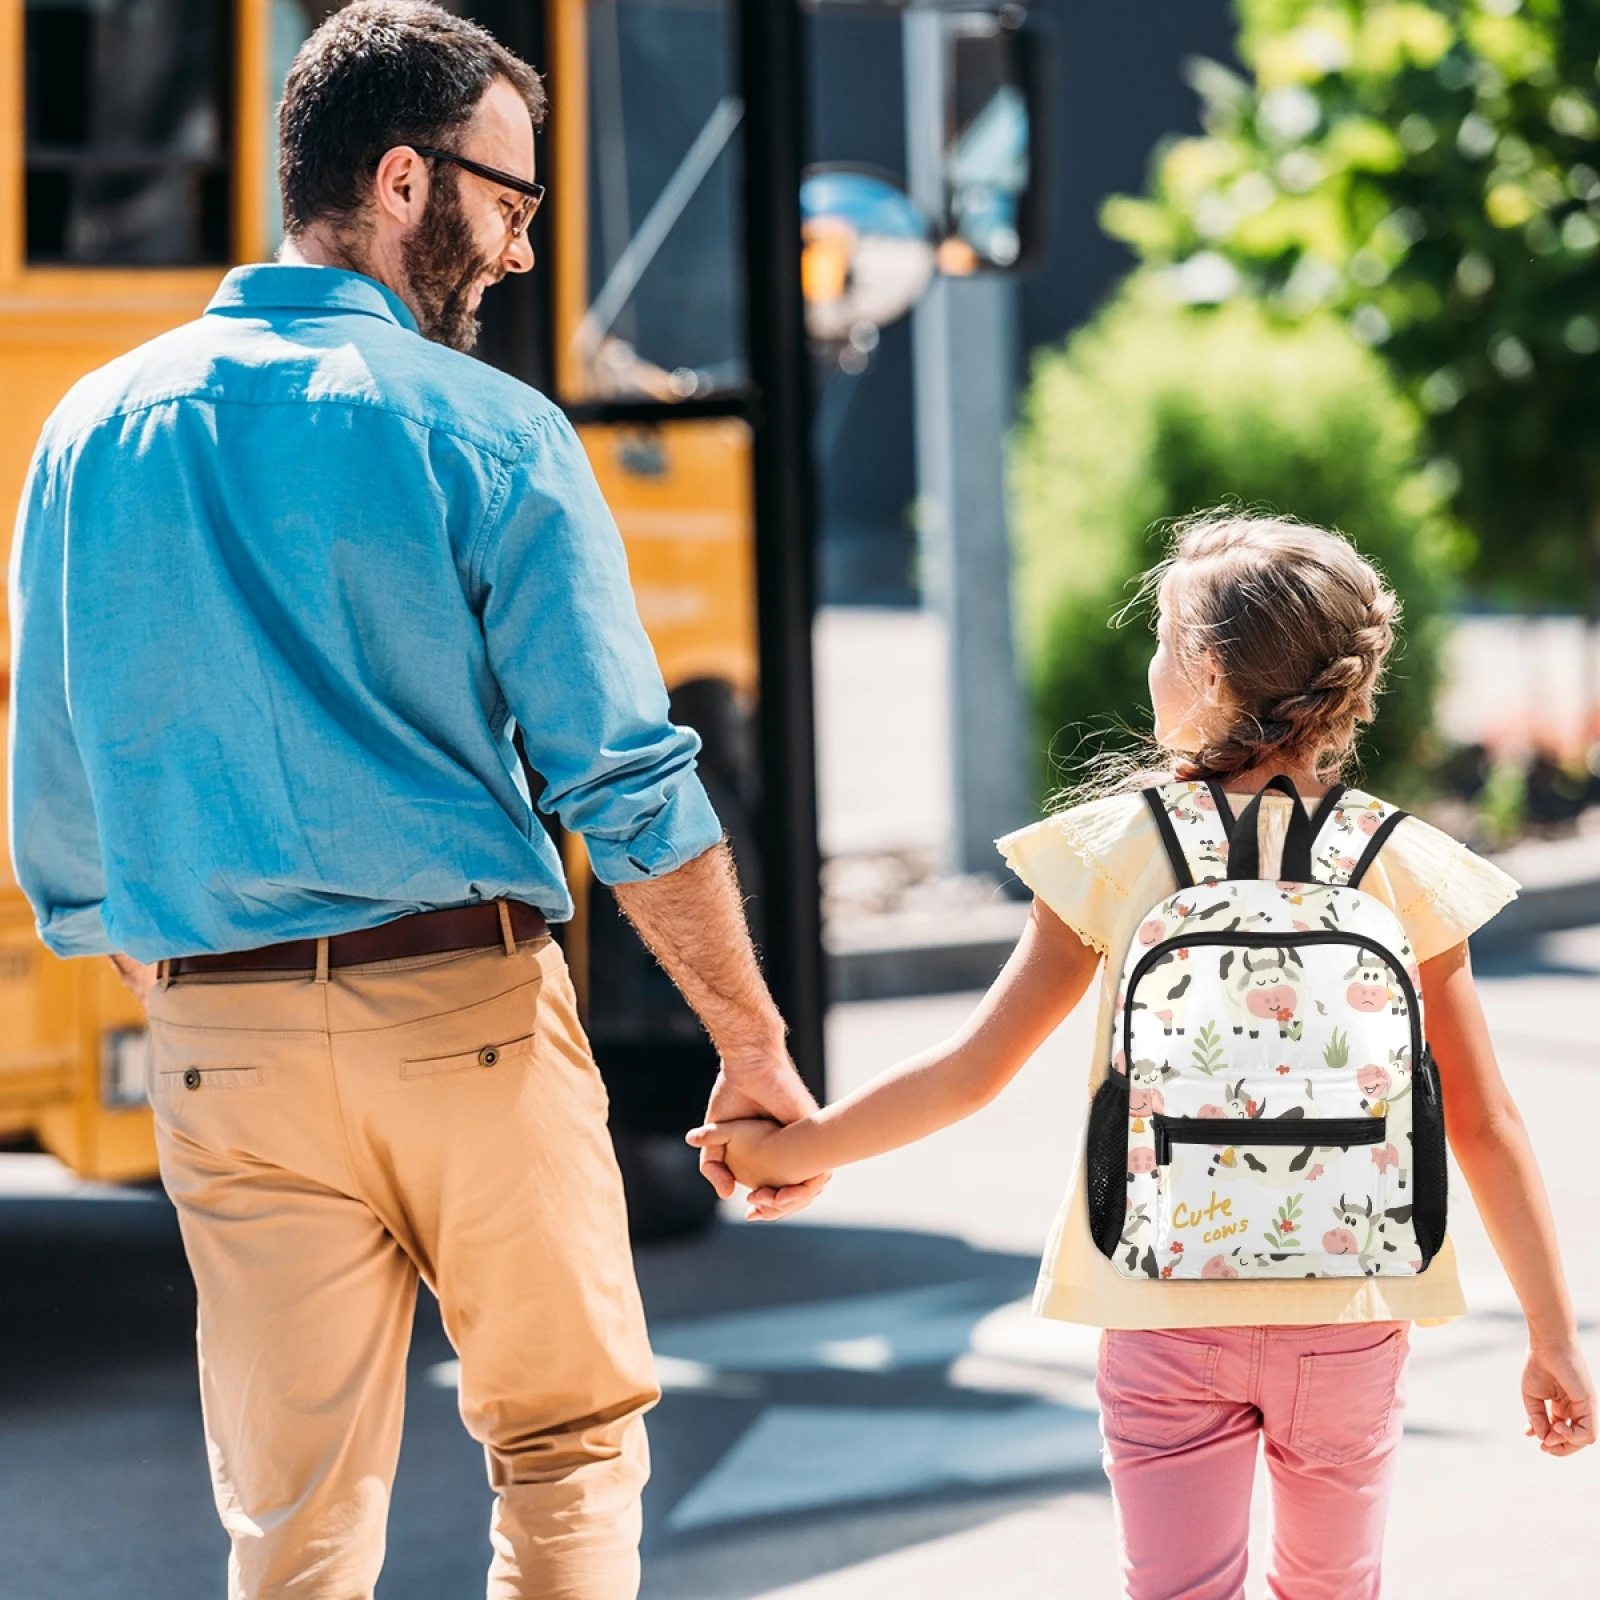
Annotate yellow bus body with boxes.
[0,0,757,1179]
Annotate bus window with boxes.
[562,0,748,403]
[24,0,234,265]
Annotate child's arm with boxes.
[1422,940,1595,1455]
[688,898,1102,1193]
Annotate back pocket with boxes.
[1289,1327,1406,1464]
[155,1064,262,1094]
[401,1032,538,1079]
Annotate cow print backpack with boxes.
[1086,775,1448,1282]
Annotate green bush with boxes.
[1010,278,1464,801]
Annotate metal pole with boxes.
[738,0,827,1099]
[904,7,1030,877]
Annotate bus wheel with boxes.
[611,1129,721,1241]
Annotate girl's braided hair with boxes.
[1147,511,1399,783]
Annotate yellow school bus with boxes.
[0,0,822,1227]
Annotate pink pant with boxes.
[1096,1322,1409,1600]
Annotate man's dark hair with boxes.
[278,0,545,235]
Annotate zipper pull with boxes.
[1154,1118,1171,1166]
[1419,1049,1439,1104]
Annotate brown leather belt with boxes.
[165,901,549,979]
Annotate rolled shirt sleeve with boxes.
[475,411,724,884]
[7,447,112,956]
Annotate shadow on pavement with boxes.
[1470,925,1600,979]
[0,1191,1105,1600]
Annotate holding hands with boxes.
[687,1113,821,1201]
[695,1040,830,1221]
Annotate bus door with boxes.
[469,0,823,1236]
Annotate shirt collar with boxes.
[205,264,421,335]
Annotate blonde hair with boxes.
[1141,511,1399,783]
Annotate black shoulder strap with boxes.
[1205,780,1237,831]
[1142,787,1195,891]
[1348,809,1411,890]
[1307,783,1347,845]
[1227,774,1316,882]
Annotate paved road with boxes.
[2,929,1597,1598]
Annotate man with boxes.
[7,4,822,1595]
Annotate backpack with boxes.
[1085,775,1448,1282]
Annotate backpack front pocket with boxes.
[1148,1113,1394,1280]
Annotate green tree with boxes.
[1012,281,1461,799]
[1103,0,1600,610]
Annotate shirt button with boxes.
[478,1046,500,1068]
[182,1067,202,1091]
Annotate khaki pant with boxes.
[146,935,658,1600]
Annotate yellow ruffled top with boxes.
[998,789,1520,1330]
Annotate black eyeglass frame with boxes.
[411,145,546,236]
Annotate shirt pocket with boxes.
[401,1031,539,1080]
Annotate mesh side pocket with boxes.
[1411,1048,1448,1268]
[1085,1070,1130,1261]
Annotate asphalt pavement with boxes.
[2,929,1598,1599]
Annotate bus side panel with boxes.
[1,307,211,1182]
[576,417,758,700]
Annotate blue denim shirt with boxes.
[8,264,722,960]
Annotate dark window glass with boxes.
[575,0,748,401]
[25,0,233,266]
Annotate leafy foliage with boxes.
[1103,0,1600,605]
[1192,1020,1228,1076]
[1323,1027,1351,1069]
[1011,281,1462,799]
[1264,1190,1305,1249]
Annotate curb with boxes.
[827,937,1018,1004]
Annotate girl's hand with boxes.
[686,1116,819,1197]
[1522,1339,1596,1455]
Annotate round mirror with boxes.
[799,167,936,347]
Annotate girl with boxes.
[690,514,1595,1599]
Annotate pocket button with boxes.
[182,1067,202,1091]
[478,1046,500,1068]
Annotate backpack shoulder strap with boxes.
[1309,787,1411,889]
[1141,781,1234,889]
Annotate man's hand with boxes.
[109,954,158,1007]
[611,843,833,1220]
[699,1053,829,1220]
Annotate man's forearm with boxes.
[610,842,784,1052]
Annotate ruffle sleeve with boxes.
[1378,815,1520,963]
[997,792,1150,957]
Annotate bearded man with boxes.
[6,4,822,1596]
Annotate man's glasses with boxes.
[411,146,546,239]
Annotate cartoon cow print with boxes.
[1356,1060,1391,1116]
[1324,1194,1413,1273]
[1199,1080,1263,1175]
[1130,950,1193,1036]
[1128,1058,1177,1119]
[1345,952,1404,1017]
[1218,946,1307,1039]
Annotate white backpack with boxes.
[1086,776,1448,1281]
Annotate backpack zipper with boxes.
[1152,1113,1385,1166]
[1123,928,1423,1069]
